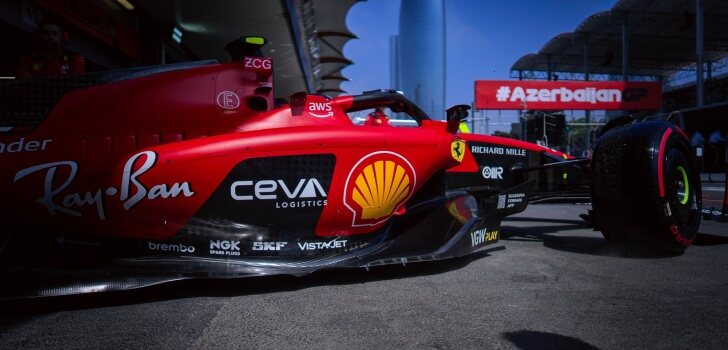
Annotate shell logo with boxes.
[344,152,417,227]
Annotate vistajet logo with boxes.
[495,86,622,104]
[298,238,347,250]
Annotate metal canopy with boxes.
[313,0,359,95]
[511,0,728,79]
[136,0,360,97]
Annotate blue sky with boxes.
[341,0,616,129]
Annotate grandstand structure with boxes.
[510,0,728,111]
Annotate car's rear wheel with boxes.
[591,121,701,253]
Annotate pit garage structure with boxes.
[136,0,361,98]
[0,0,361,98]
[509,0,728,152]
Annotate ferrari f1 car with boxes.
[0,37,711,297]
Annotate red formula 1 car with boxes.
[0,38,707,297]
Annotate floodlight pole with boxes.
[696,0,705,107]
[520,100,528,142]
[542,112,548,147]
[471,101,476,133]
[583,42,591,149]
[622,21,629,81]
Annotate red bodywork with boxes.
[0,58,461,240]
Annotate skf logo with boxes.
[244,57,272,70]
[451,140,466,162]
[344,151,416,227]
[308,102,333,118]
[482,166,504,180]
[252,242,287,251]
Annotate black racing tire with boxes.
[591,121,701,253]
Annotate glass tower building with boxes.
[395,0,446,120]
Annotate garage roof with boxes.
[511,0,728,79]
[136,0,360,97]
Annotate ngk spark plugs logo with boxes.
[344,152,416,227]
[475,81,661,110]
[209,240,241,256]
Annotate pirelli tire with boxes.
[591,121,701,253]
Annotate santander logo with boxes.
[343,151,417,227]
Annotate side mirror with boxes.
[289,91,307,116]
[446,104,470,122]
[446,105,471,133]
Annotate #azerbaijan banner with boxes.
[475,80,662,110]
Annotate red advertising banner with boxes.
[475,80,662,110]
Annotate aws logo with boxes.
[308,101,333,118]
[343,151,416,227]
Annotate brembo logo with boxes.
[343,151,416,227]
[308,102,333,118]
[244,57,272,70]
[495,85,622,104]
[148,242,196,253]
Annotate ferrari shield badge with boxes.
[451,140,466,162]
